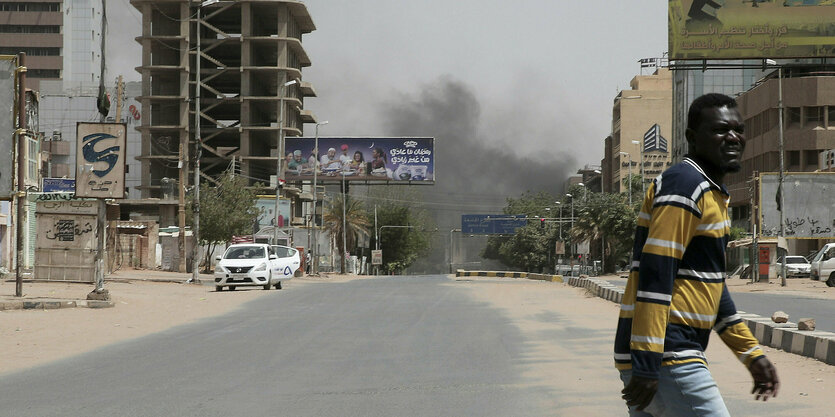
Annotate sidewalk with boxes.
[0,268,215,310]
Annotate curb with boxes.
[455,270,835,366]
[455,269,563,283]
[0,299,115,310]
[562,274,835,366]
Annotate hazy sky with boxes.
[108,0,667,177]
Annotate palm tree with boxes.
[323,194,371,273]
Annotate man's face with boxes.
[328,149,336,158]
[294,154,303,162]
[687,106,746,173]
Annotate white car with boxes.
[811,243,835,285]
[776,255,811,278]
[214,244,299,291]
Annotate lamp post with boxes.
[274,78,298,243]
[594,169,605,275]
[619,151,632,206]
[311,120,328,275]
[766,59,787,287]
[448,228,461,274]
[555,201,562,266]
[566,193,574,273]
[631,139,644,196]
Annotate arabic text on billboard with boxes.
[669,0,835,59]
[759,172,835,239]
[461,215,527,235]
[283,137,434,183]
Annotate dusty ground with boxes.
[1,270,832,414]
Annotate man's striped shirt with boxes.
[614,157,764,379]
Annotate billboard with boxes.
[254,197,292,231]
[759,173,835,239]
[283,137,434,184]
[461,214,527,235]
[75,122,126,199]
[0,57,15,198]
[669,0,835,59]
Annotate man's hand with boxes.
[621,375,658,411]
[749,357,780,401]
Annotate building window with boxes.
[805,106,824,126]
[788,151,800,167]
[0,2,60,11]
[0,25,60,33]
[805,150,820,170]
[788,107,801,127]
[27,69,60,78]
[0,47,60,56]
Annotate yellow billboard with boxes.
[670,0,835,59]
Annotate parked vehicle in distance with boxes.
[214,243,297,291]
[810,243,835,286]
[775,255,811,278]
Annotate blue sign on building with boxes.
[42,178,76,193]
[461,214,527,235]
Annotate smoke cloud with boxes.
[377,77,577,272]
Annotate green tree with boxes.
[481,191,559,272]
[187,172,261,271]
[323,194,371,273]
[367,188,433,274]
[567,190,636,273]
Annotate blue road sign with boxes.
[461,214,527,235]
[42,178,76,193]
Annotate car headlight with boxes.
[254,262,267,271]
[215,265,226,273]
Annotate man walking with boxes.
[615,93,779,416]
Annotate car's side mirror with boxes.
[215,256,221,261]
[269,255,277,260]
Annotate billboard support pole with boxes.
[777,65,787,287]
[274,78,298,244]
[311,121,328,275]
[14,52,26,297]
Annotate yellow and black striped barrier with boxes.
[455,270,563,283]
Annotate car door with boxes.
[272,246,300,277]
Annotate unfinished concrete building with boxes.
[129,0,317,218]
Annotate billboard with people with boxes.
[669,0,835,59]
[283,137,435,184]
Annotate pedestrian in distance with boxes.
[615,93,779,416]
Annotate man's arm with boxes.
[714,284,779,400]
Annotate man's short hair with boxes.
[687,93,738,131]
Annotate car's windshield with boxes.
[224,246,265,259]
[271,246,297,258]
[811,249,824,262]
[785,257,807,264]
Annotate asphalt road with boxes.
[0,275,585,416]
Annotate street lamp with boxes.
[593,169,605,274]
[566,193,574,272]
[766,58,787,287]
[631,139,644,196]
[619,151,632,206]
[448,228,461,274]
[311,120,328,275]
[274,78,299,243]
[578,182,587,201]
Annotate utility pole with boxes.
[190,7,203,283]
[178,140,187,272]
[14,52,26,297]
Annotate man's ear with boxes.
[685,128,695,151]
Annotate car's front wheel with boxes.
[263,272,272,290]
[216,286,223,292]
[274,281,282,290]
[827,273,835,287]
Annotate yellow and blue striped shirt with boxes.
[614,158,764,379]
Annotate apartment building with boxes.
[0,0,103,90]
[603,68,673,196]
[129,0,317,223]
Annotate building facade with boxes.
[604,68,673,196]
[0,0,103,90]
[726,67,835,256]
